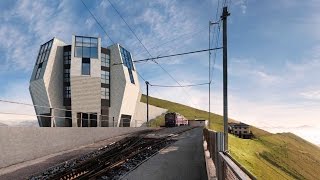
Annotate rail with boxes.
[203,128,256,180]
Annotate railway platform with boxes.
[122,127,207,180]
[0,127,207,180]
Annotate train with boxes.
[164,112,188,127]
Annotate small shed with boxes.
[188,119,208,127]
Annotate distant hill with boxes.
[0,120,38,127]
[141,95,320,180]
[0,122,8,126]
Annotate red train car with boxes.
[164,112,188,127]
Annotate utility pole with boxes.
[146,81,149,127]
[221,6,230,151]
[209,21,219,126]
[209,21,211,125]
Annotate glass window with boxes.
[33,39,53,80]
[101,70,109,84]
[90,38,98,45]
[90,47,98,58]
[128,70,135,84]
[120,46,135,84]
[75,36,82,44]
[64,68,70,82]
[64,51,71,65]
[35,67,41,79]
[75,47,82,57]
[82,58,90,75]
[74,36,98,58]
[101,87,109,99]
[101,53,110,67]
[64,86,71,98]
[47,40,53,49]
[82,47,90,58]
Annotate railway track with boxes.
[28,127,194,180]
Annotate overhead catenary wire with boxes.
[150,82,209,88]
[113,47,223,65]
[107,0,200,108]
[80,0,115,44]
[81,0,151,85]
[134,25,209,57]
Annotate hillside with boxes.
[141,95,320,180]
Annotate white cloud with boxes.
[233,0,248,14]
[0,81,37,125]
[300,90,320,100]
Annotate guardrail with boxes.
[203,128,256,180]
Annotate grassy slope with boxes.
[141,95,320,180]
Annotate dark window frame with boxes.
[64,51,71,65]
[64,68,70,82]
[81,58,90,75]
[119,46,135,84]
[101,87,109,100]
[35,63,43,80]
[74,36,98,58]
[64,86,71,98]
[101,52,110,67]
[101,70,109,84]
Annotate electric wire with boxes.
[80,0,175,115]
[134,25,208,58]
[113,47,222,65]
[150,82,209,88]
[80,0,115,44]
[107,0,200,108]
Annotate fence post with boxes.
[216,132,225,180]
[50,108,53,127]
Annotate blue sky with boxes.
[0,0,319,144]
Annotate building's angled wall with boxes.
[29,79,50,118]
[108,44,141,127]
[45,38,67,126]
[133,101,168,127]
[108,44,126,126]
[70,36,102,126]
[29,39,56,127]
[30,36,142,128]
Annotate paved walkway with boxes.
[122,127,207,180]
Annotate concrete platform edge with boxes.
[0,127,153,169]
[203,137,217,180]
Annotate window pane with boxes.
[90,47,98,58]
[47,40,53,49]
[91,38,98,44]
[75,42,83,46]
[83,37,90,43]
[75,47,82,57]
[82,42,91,47]
[75,36,82,43]
[82,47,90,58]
[43,43,48,52]
[82,59,90,75]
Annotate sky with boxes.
[0,0,319,145]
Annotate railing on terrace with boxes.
[0,99,148,127]
[203,128,256,180]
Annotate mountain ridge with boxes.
[141,94,320,180]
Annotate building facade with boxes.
[228,122,253,139]
[29,35,141,127]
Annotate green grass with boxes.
[142,95,320,180]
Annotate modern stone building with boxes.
[228,122,253,139]
[29,35,141,127]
